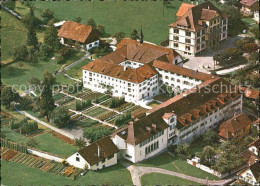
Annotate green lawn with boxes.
[242,18,258,29]
[2,126,77,158]
[32,0,205,44]
[136,153,220,181]
[141,173,200,185]
[1,10,27,64]
[1,160,132,185]
[56,73,76,85]
[66,59,92,79]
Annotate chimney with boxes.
[208,5,210,9]
[126,121,135,144]
[183,93,187,97]
[152,124,157,129]
[124,66,127,71]
[97,146,100,157]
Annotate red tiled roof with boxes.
[240,0,258,7]
[81,60,157,83]
[218,113,252,139]
[78,136,118,166]
[58,21,98,43]
[241,150,259,165]
[176,3,195,17]
[238,86,259,100]
[116,38,180,64]
[249,138,260,149]
[169,1,225,31]
[162,112,176,120]
[153,60,213,81]
[148,77,241,129]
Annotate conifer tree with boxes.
[130,29,138,40]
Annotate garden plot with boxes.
[9,152,82,179]
[83,106,114,120]
[115,102,135,112]
[63,99,77,110]
[53,92,66,101]
[55,95,75,106]
[74,117,99,128]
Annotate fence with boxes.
[1,138,27,153]
[187,157,247,179]
[27,148,63,163]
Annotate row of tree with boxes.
[10,118,38,135]
[109,97,125,108]
[75,100,91,111]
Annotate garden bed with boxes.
[50,131,75,145]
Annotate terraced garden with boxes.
[1,149,82,179]
[71,115,99,128]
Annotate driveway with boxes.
[121,161,232,186]
[183,34,247,73]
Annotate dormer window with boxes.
[170,117,175,123]
[76,157,80,162]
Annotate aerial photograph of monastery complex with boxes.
[1,0,259,185]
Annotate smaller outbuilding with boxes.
[66,136,118,170]
[218,113,252,140]
[58,20,99,50]
[240,0,259,14]
[238,161,260,185]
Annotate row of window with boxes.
[139,130,164,147]
[145,141,159,155]
[173,29,206,37]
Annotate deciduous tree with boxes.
[130,29,138,40]
[86,18,97,28]
[51,107,70,128]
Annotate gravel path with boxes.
[121,161,233,186]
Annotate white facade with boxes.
[254,11,259,22]
[169,17,228,56]
[82,69,159,103]
[177,95,242,144]
[86,40,99,50]
[66,152,117,170]
[249,145,259,156]
[112,129,168,163]
[59,38,99,51]
[239,167,259,185]
[156,68,202,92]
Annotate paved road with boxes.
[121,161,233,186]
[64,53,90,71]
[16,109,83,139]
[184,34,247,73]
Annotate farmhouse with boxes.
[66,136,118,170]
[240,0,259,14]
[111,77,242,163]
[58,21,99,50]
[169,1,228,55]
[218,113,252,140]
[82,38,217,104]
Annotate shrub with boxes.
[51,107,70,128]
[27,138,39,148]
[109,98,125,108]
[114,113,131,126]
[20,122,38,135]
[84,126,112,143]
[75,100,91,111]
[58,47,72,59]
[13,45,28,61]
